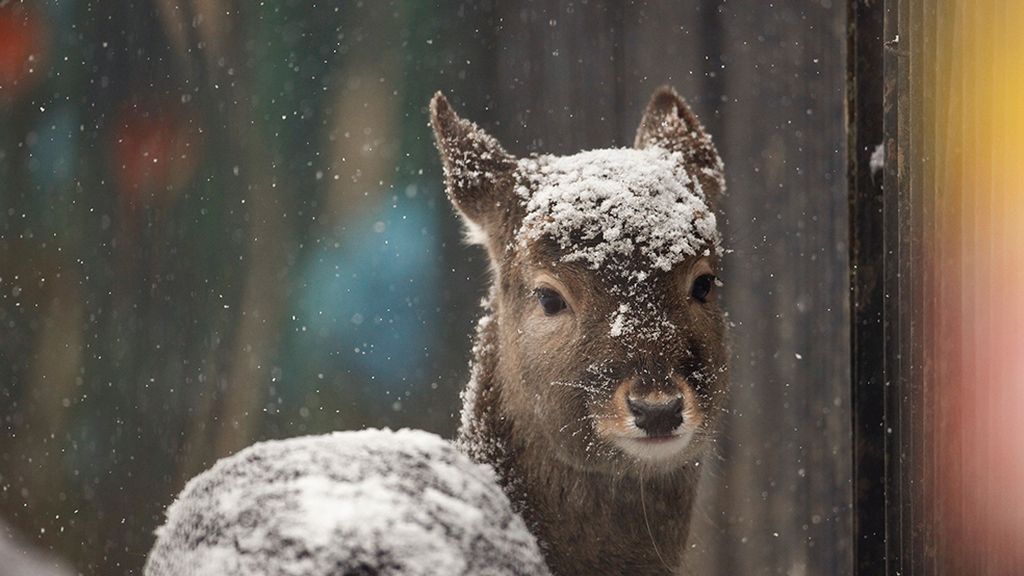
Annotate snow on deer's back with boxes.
[145,429,549,576]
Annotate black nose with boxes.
[628,396,684,437]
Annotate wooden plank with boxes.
[495,0,621,154]
[686,2,851,574]
[847,0,887,573]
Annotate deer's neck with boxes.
[457,303,700,576]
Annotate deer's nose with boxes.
[627,396,684,437]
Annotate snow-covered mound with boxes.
[145,429,550,576]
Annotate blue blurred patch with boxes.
[29,104,78,189]
[294,188,440,401]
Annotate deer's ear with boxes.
[634,86,725,207]
[430,92,517,235]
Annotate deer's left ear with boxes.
[430,92,518,241]
[634,86,725,207]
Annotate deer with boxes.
[430,86,729,576]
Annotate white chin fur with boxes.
[613,429,695,462]
[461,219,488,246]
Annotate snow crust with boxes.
[870,143,885,176]
[145,429,549,576]
[516,146,720,281]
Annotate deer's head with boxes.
[432,87,728,474]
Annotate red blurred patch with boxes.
[109,98,203,212]
[0,3,48,101]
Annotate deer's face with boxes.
[497,247,727,472]
[431,87,728,474]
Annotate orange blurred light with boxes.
[932,1,1024,571]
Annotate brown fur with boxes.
[431,87,729,576]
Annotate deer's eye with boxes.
[690,274,716,303]
[534,287,568,316]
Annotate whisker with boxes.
[639,469,674,573]
[549,380,604,395]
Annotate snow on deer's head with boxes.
[431,87,728,473]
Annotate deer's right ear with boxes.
[430,92,517,237]
[634,86,725,208]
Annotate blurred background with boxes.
[0,1,849,574]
